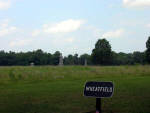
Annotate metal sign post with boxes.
[84,81,114,113]
[96,98,101,113]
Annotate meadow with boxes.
[0,66,150,113]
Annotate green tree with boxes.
[91,39,112,65]
[73,54,79,65]
[65,54,74,65]
[79,54,92,65]
[52,51,61,65]
[146,36,150,63]
[133,51,146,64]
[30,49,44,65]
[63,54,79,65]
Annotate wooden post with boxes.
[96,98,101,113]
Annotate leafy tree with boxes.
[112,52,135,65]
[0,51,8,65]
[64,54,74,65]
[52,51,61,65]
[46,53,53,65]
[133,51,146,64]
[79,54,92,65]
[111,51,121,65]
[126,53,134,65]
[91,39,112,65]
[146,36,150,63]
[73,54,79,65]
[30,49,44,65]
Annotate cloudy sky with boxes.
[0,0,150,56]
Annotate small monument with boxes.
[84,59,87,66]
[30,62,34,66]
[59,53,63,66]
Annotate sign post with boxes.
[96,98,101,113]
[84,81,114,113]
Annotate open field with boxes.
[0,66,150,113]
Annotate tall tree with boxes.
[146,36,150,63]
[73,54,79,65]
[52,51,61,65]
[91,39,112,65]
[66,54,74,65]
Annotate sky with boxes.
[0,0,150,56]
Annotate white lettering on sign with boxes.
[86,86,113,92]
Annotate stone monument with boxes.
[59,53,63,66]
[84,59,87,66]
[30,62,34,66]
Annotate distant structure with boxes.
[30,62,34,66]
[59,53,63,66]
[84,59,87,66]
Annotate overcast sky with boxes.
[0,0,150,56]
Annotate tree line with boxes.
[0,50,92,66]
[0,36,150,66]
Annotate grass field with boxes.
[0,66,150,113]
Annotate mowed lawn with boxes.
[0,66,150,113]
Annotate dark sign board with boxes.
[84,81,114,98]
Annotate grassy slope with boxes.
[0,66,150,113]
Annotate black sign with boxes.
[84,81,114,98]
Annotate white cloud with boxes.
[147,23,150,28]
[123,0,150,8]
[65,37,74,43]
[0,0,11,10]
[0,19,17,37]
[102,29,124,38]
[0,19,10,27]
[32,29,41,37]
[43,19,85,34]
[0,26,17,37]
[9,39,33,47]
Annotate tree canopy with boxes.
[146,36,150,63]
[91,39,112,65]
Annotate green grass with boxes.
[0,66,150,113]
